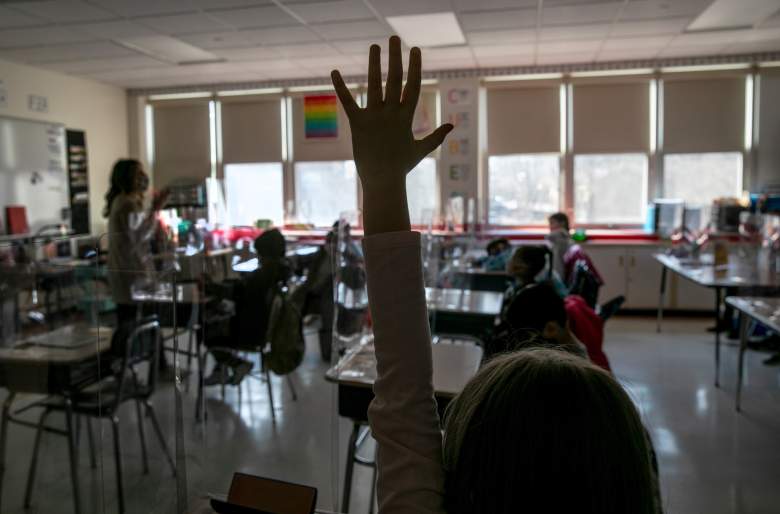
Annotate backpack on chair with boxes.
[264,284,305,375]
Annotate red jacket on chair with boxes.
[564,294,611,372]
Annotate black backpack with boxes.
[263,284,305,375]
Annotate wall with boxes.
[756,70,780,192]
[0,58,128,235]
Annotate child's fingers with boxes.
[367,44,383,108]
[415,123,454,159]
[402,47,421,115]
[385,35,403,105]
[331,70,358,117]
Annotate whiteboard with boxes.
[0,116,68,234]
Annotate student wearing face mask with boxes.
[104,159,170,330]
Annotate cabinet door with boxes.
[625,246,669,309]
[582,246,627,305]
[672,274,715,311]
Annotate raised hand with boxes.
[331,36,453,235]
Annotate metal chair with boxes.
[24,316,176,514]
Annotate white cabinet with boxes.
[671,274,715,310]
[584,246,627,304]
[625,246,667,309]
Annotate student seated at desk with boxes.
[331,36,659,514]
[204,229,290,385]
[506,245,568,297]
[473,238,511,271]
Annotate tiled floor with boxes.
[1,316,779,514]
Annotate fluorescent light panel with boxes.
[483,73,563,82]
[570,68,653,78]
[148,92,212,101]
[117,35,220,65]
[217,88,284,97]
[687,0,780,31]
[386,12,465,47]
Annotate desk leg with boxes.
[342,422,360,514]
[64,398,82,514]
[736,312,750,412]
[656,266,667,333]
[714,287,722,388]
[0,393,15,512]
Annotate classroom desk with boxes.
[426,287,502,339]
[326,336,482,512]
[450,268,512,292]
[725,296,780,411]
[0,323,113,514]
[655,253,779,386]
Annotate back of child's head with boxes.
[507,245,549,280]
[505,282,565,332]
[486,238,510,256]
[442,348,657,514]
[254,228,286,259]
[549,211,570,231]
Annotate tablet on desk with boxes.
[210,473,317,514]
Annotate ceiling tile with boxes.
[601,35,673,51]
[0,6,47,28]
[725,40,780,53]
[542,2,621,25]
[539,23,612,41]
[671,30,752,47]
[179,26,319,49]
[365,0,453,17]
[476,53,535,67]
[425,56,477,70]
[610,17,690,37]
[466,29,536,46]
[210,46,282,61]
[0,41,135,63]
[91,0,195,17]
[738,27,780,43]
[137,12,233,35]
[0,26,97,48]
[41,55,168,73]
[454,0,538,11]
[313,20,390,40]
[472,44,536,58]
[620,0,711,21]
[657,45,727,57]
[458,8,538,32]
[596,48,662,61]
[537,39,602,55]
[331,39,389,54]
[195,0,271,8]
[424,46,473,60]
[206,5,299,30]
[285,0,375,23]
[69,19,160,39]
[272,43,339,57]
[293,54,355,69]
[11,1,117,23]
[536,51,596,65]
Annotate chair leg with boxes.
[341,422,360,513]
[85,417,96,469]
[24,409,51,508]
[135,400,149,474]
[110,416,125,514]
[264,367,276,422]
[146,402,176,476]
[64,400,82,514]
[368,446,378,514]
[285,374,298,401]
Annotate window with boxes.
[407,157,437,225]
[295,161,358,227]
[225,163,284,226]
[574,153,648,224]
[663,153,743,206]
[488,154,560,225]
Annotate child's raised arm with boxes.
[331,37,452,514]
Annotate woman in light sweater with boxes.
[331,37,659,514]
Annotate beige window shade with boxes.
[663,76,745,153]
[488,86,560,154]
[152,100,211,188]
[292,94,353,162]
[221,96,282,164]
[573,81,650,153]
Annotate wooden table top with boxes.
[325,336,483,398]
[0,324,112,365]
[426,287,503,316]
[725,297,780,333]
[654,253,779,289]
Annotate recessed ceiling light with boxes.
[116,35,221,65]
[386,12,466,47]
[687,0,780,32]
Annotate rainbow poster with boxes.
[304,94,339,139]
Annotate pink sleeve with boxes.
[362,231,446,514]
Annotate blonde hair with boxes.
[442,349,658,514]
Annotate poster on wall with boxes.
[304,94,338,139]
